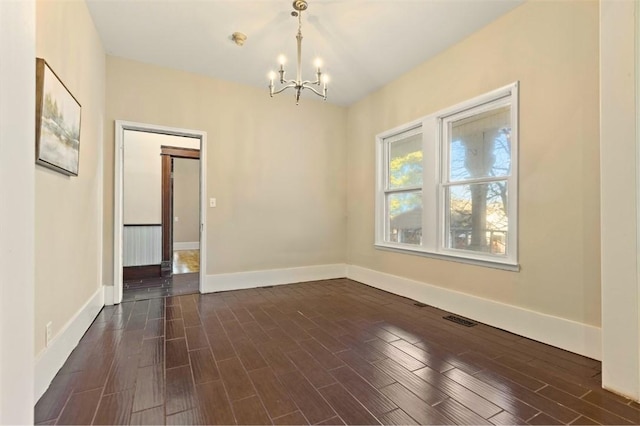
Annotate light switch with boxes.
[174,216,179,222]
[209,198,216,208]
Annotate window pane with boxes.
[449,105,511,182]
[447,182,508,255]
[387,191,422,245]
[388,133,423,189]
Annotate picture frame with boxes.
[35,58,81,176]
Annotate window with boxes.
[375,83,518,269]
[383,127,423,245]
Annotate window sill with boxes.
[374,243,520,272]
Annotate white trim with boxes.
[437,82,518,119]
[600,0,640,401]
[174,241,199,251]
[204,264,347,293]
[114,120,208,304]
[199,132,208,297]
[114,122,124,303]
[347,265,601,360]
[34,287,104,401]
[374,243,520,272]
[103,285,114,306]
[0,0,35,421]
[376,117,425,141]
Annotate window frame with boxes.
[381,124,424,245]
[375,82,519,270]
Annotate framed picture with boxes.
[35,58,81,176]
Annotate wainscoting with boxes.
[123,225,161,267]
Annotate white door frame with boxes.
[599,0,640,401]
[113,120,207,304]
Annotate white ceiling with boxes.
[86,0,524,106]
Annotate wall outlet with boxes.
[209,198,216,208]
[45,321,52,347]
[174,216,179,222]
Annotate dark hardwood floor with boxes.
[36,279,638,425]
[123,272,199,302]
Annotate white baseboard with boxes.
[204,263,347,293]
[34,286,104,401]
[347,265,602,361]
[103,285,114,306]
[174,241,199,251]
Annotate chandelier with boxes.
[268,0,328,105]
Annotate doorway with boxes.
[160,145,200,277]
[170,155,201,276]
[113,121,207,304]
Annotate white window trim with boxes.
[375,82,519,271]
[380,124,423,243]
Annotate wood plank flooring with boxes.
[173,250,199,275]
[123,250,200,302]
[123,273,199,302]
[36,279,637,425]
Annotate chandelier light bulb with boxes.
[278,55,287,66]
[314,58,323,69]
[322,74,330,84]
[268,71,277,81]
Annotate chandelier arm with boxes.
[304,85,327,99]
[272,83,298,96]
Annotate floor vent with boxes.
[443,315,477,327]
[414,302,428,308]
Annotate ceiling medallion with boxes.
[231,32,247,46]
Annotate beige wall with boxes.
[104,57,347,284]
[346,0,601,326]
[35,0,105,354]
[173,158,200,244]
[123,131,199,224]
